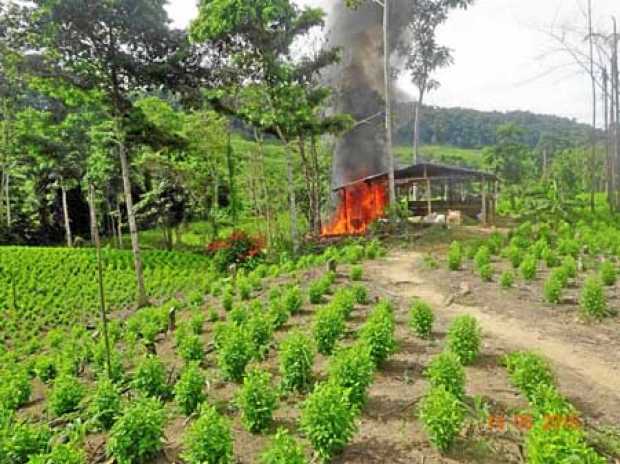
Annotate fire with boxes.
[322,180,388,236]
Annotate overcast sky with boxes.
[166,0,620,124]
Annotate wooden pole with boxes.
[426,178,432,215]
[481,177,487,226]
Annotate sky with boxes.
[166,0,620,124]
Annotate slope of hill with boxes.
[393,103,593,149]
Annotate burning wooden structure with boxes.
[323,162,498,236]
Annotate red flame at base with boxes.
[322,180,388,236]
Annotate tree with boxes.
[404,0,473,163]
[191,0,348,249]
[18,0,209,306]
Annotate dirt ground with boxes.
[28,243,619,463]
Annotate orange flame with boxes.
[322,180,388,236]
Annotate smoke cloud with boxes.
[324,0,414,189]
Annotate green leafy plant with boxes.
[542,248,560,268]
[189,311,205,335]
[268,298,289,330]
[174,362,206,416]
[579,276,607,320]
[246,310,274,360]
[479,263,493,282]
[447,241,462,271]
[221,290,234,312]
[408,299,434,338]
[446,315,482,365]
[418,386,465,452]
[34,355,58,383]
[473,246,491,270]
[351,284,368,305]
[177,334,205,364]
[0,366,31,410]
[525,421,606,464]
[543,274,563,304]
[504,351,554,401]
[300,382,357,463]
[1,420,52,464]
[182,403,233,464]
[506,245,523,269]
[327,343,375,408]
[500,270,514,289]
[216,324,253,382]
[599,261,617,286]
[425,352,466,399]
[279,331,315,392]
[237,277,252,301]
[330,288,356,319]
[561,255,577,278]
[359,300,396,365]
[131,355,170,399]
[520,255,538,281]
[313,305,346,355]
[28,443,87,464]
[107,396,166,464]
[89,378,122,430]
[308,280,325,304]
[259,428,307,464]
[48,375,85,416]
[350,265,363,281]
[282,285,303,314]
[235,368,278,433]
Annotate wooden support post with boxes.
[426,178,432,215]
[481,177,487,226]
[492,180,499,225]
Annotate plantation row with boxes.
[444,220,617,320]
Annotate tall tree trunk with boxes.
[226,129,237,227]
[310,135,323,236]
[276,128,299,252]
[614,18,620,210]
[118,140,148,308]
[89,183,112,378]
[604,68,612,209]
[210,167,219,240]
[588,0,596,213]
[5,171,10,227]
[116,199,123,249]
[298,136,316,235]
[254,130,273,248]
[61,178,73,248]
[413,89,425,164]
[383,0,396,206]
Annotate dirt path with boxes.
[365,250,620,426]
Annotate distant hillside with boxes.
[393,104,593,150]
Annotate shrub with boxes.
[520,255,538,281]
[550,267,569,288]
[132,356,170,399]
[259,428,307,464]
[474,246,491,270]
[599,261,617,286]
[268,298,289,330]
[219,288,235,312]
[446,315,482,365]
[543,275,563,304]
[89,378,122,430]
[542,248,560,268]
[351,284,368,305]
[504,351,554,401]
[237,277,252,301]
[229,305,249,326]
[418,387,465,452]
[282,286,303,314]
[331,288,356,319]
[313,306,346,355]
[529,383,574,419]
[236,369,278,433]
[2,420,52,464]
[561,256,577,278]
[506,245,523,269]
[217,325,253,382]
[174,363,206,416]
[408,299,434,338]
[423,253,439,269]
[359,301,396,366]
[500,270,514,289]
[246,311,274,360]
[279,331,315,392]
[350,265,363,282]
[328,343,375,408]
[558,238,580,257]
[308,280,325,304]
[28,443,86,464]
[447,241,462,271]
[525,421,606,464]
[0,367,31,410]
[48,375,85,416]
[107,396,166,464]
[34,355,57,383]
[177,334,205,364]
[207,307,219,322]
[579,276,607,320]
[479,263,493,282]
[300,382,357,463]
[189,312,205,335]
[182,403,233,464]
[425,352,466,399]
